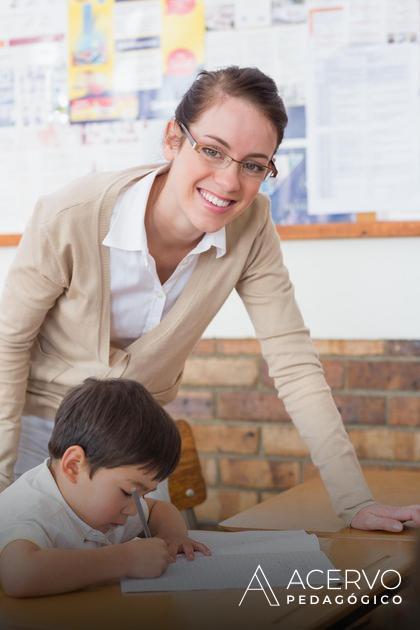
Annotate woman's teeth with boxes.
[199,189,232,208]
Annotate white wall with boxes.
[1,237,419,339]
[205,237,420,339]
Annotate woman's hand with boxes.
[351,503,420,532]
[158,533,211,561]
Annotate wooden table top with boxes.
[219,469,420,540]
[0,536,414,630]
[1,469,418,630]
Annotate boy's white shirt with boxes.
[0,460,148,552]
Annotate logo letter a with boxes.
[238,564,280,607]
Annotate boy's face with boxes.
[58,455,159,533]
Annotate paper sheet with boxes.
[306,0,420,216]
[121,530,338,593]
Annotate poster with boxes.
[68,0,123,122]
[306,0,420,216]
[149,0,205,119]
[0,0,419,233]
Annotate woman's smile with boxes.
[197,187,236,214]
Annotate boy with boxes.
[0,378,210,597]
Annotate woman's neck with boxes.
[145,170,203,253]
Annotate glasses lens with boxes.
[242,162,269,180]
[199,146,229,168]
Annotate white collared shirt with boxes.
[103,165,226,347]
[0,460,148,551]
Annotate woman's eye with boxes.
[121,489,131,497]
[202,146,223,160]
[244,161,265,174]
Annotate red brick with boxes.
[334,394,386,424]
[260,360,274,389]
[215,339,261,355]
[388,397,420,426]
[165,390,214,419]
[217,391,290,422]
[195,488,259,524]
[193,424,259,454]
[262,425,309,457]
[183,357,259,386]
[303,462,318,480]
[323,360,345,389]
[199,457,218,485]
[385,341,420,357]
[304,461,420,480]
[191,339,216,354]
[347,361,420,391]
[361,463,420,473]
[349,428,420,461]
[314,340,385,356]
[220,458,300,489]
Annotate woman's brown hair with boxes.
[175,66,288,148]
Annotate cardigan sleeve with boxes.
[235,202,374,526]
[0,200,68,491]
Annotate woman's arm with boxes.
[235,201,374,525]
[0,201,67,491]
[236,200,420,531]
[0,537,171,597]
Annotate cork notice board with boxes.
[1,0,419,244]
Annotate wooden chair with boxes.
[168,420,207,529]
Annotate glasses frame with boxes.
[176,119,278,180]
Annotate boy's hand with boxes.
[159,534,211,561]
[124,537,172,578]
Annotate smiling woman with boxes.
[0,66,418,534]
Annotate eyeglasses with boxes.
[176,120,278,181]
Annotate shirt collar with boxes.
[102,165,167,253]
[103,165,226,259]
[188,227,226,259]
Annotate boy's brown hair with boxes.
[48,378,180,479]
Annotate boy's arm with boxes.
[146,498,187,537]
[0,536,171,598]
[145,499,211,560]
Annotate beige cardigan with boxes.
[0,165,373,523]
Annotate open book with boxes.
[121,529,337,593]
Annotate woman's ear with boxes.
[60,445,88,484]
[163,118,182,160]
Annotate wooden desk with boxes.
[1,470,418,630]
[0,537,414,630]
[220,470,420,540]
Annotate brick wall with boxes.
[165,339,420,526]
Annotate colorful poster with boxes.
[152,0,205,118]
[114,0,163,119]
[68,0,124,122]
[263,146,355,226]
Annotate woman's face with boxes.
[163,96,277,237]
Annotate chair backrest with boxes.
[168,419,207,511]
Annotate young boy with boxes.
[0,378,210,597]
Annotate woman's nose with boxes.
[213,162,241,192]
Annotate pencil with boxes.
[132,489,152,538]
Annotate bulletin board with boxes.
[0,0,419,246]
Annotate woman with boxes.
[0,67,417,531]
